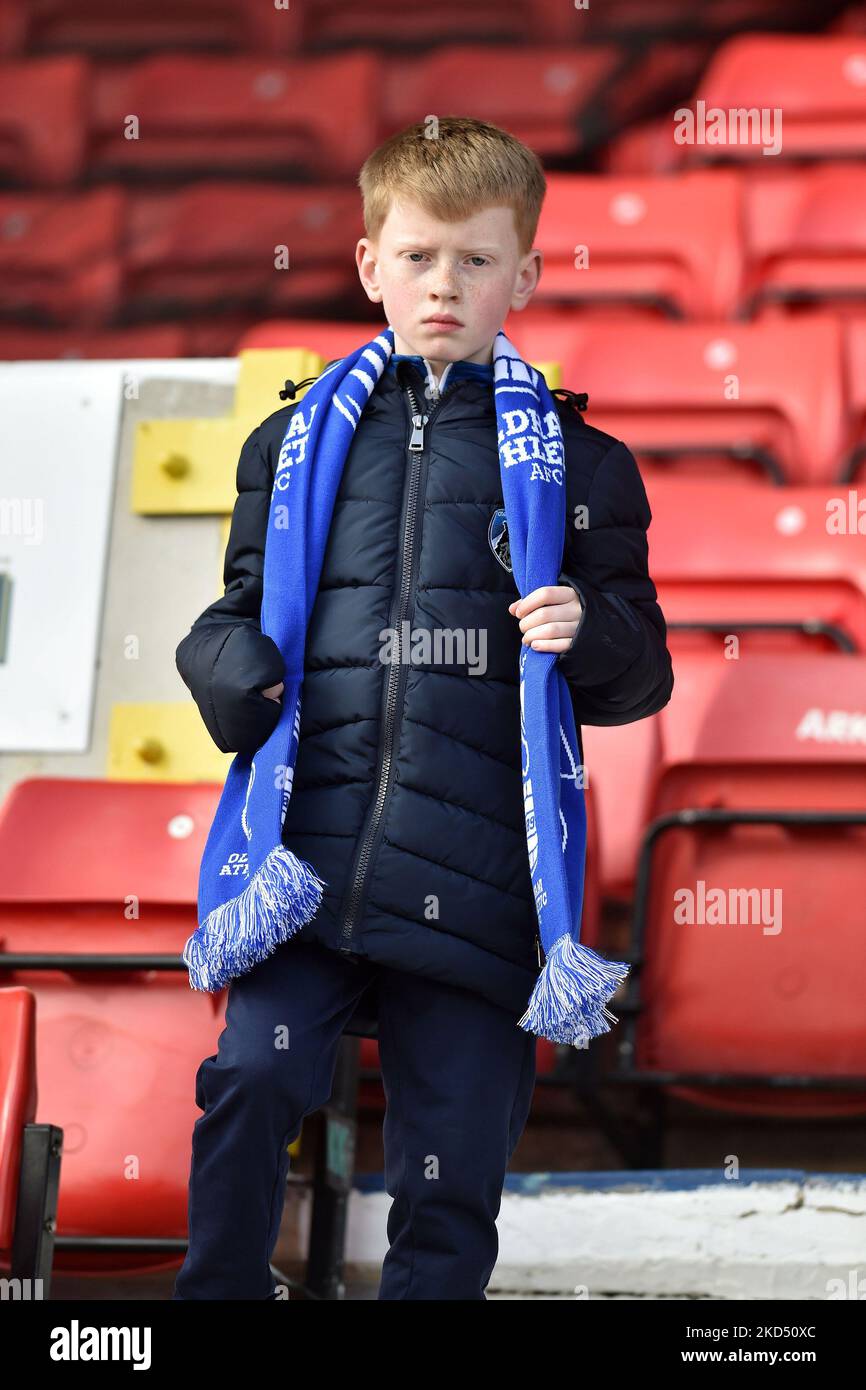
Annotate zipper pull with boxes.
[409,413,427,451]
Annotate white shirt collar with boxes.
[423,359,455,401]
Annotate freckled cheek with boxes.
[382,275,422,318]
[472,279,515,329]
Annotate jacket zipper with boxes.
[337,372,460,956]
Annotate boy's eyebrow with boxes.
[393,241,500,254]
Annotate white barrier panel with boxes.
[0,358,237,752]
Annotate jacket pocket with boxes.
[205,624,286,756]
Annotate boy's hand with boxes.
[261,682,284,701]
[508,586,583,653]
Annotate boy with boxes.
[173,117,673,1300]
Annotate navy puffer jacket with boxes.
[175,354,674,1020]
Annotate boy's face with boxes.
[356,197,542,379]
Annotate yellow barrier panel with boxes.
[132,348,323,515]
[108,703,232,782]
[534,361,562,389]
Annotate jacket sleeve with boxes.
[555,438,674,726]
[175,424,286,756]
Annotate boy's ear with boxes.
[356,238,383,303]
[512,247,543,311]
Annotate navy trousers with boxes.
[172,939,537,1300]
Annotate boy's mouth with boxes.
[423,315,464,330]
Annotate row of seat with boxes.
[0,184,365,324]
[9,28,866,189]
[9,165,866,327]
[240,312,866,485]
[0,48,616,186]
[10,307,866,486]
[541,166,866,320]
[0,0,832,58]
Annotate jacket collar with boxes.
[386,352,494,401]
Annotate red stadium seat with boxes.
[0,55,87,184]
[536,171,744,318]
[645,477,866,655]
[582,718,663,903]
[0,188,124,326]
[23,0,299,53]
[623,651,866,1119]
[236,317,387,357]
[579,475,866,903]
[89,53,382,180]
[124,183,363,317]
[0,986,63,1290]
[743,164,866,318]
[506,311,848,485]
[606,33,866,173]
[382,44,620,161]
[691,34,866,164]
[0,777,228,1275]
[604,115,683,177]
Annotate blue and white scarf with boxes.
[183,325,630,1047]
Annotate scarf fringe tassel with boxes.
[183,844,327,992]
[517,933,631,1048]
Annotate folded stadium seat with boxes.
[536,171,744,319]
[0,55,87,185]
[89,52,382,180]
[742,165,866,319]
[0,324,190,360]
[0,987,63,1294]
[616,651,866,1123]
[0,188,124,326]
[124,183,363,317]
[186,314,273,358]
[577,475,866,906]
[839,316,866,482]
[683,34,866,165]
[0,777,234,1278]
[381,44,621,162]
[603,114,684,177]
[580,719,663,904]
[505,311,847,485]
[22,0,299,53]
[605,33,866,175]
[235,317,387,357]
[644,477,866,655]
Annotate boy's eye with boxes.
[404,253,489,267]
